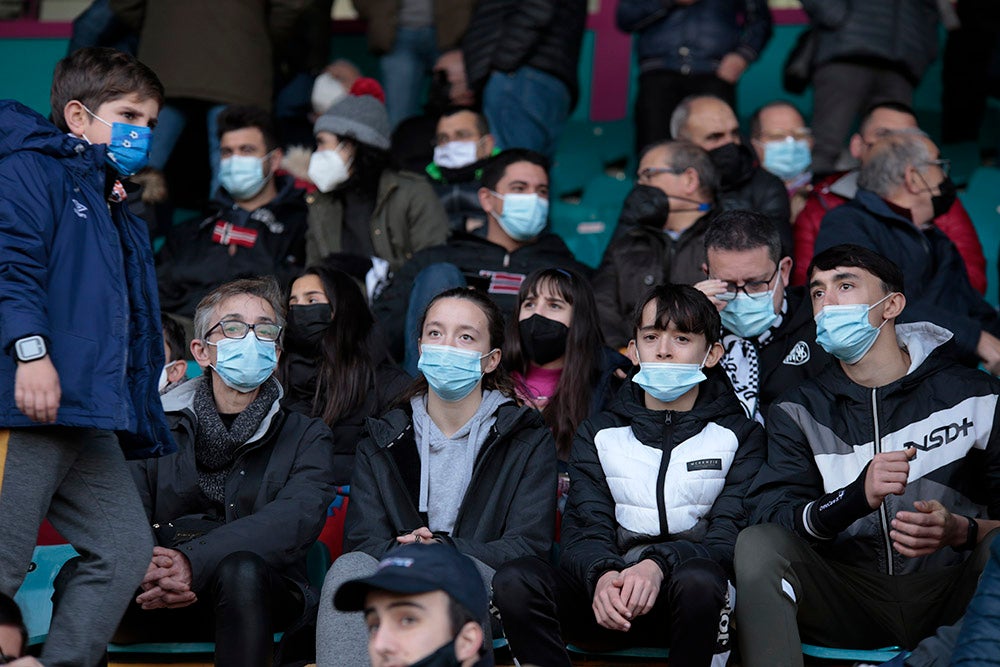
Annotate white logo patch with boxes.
[72,199,88,219]
[783,341,810,366]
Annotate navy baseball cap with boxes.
[334,543,488,622]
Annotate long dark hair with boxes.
[505,268,604,458]
[278,266,388,426]
[401,287,517,402]
[341,138,394,197]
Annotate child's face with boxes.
[72,93,159,143]
[628,300,716,367]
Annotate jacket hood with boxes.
[610,365,746,439]
[822,321,955,399]
[161,375,285,446]
[0,100,106,177]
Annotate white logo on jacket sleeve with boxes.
[596,423,740,536]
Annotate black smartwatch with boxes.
[14,335,47,362]
[963,515,979,551]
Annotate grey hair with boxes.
[857,131,933,197]
[193,276,286,342]
[669,94,730,140]
[655,139,718,199]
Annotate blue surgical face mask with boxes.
[762,137,812,181]
[418,344,496,402]
[719,291,780,338]
[632,349,710,403]
[219,152,273,200]
[83,106,152,176]
[489,191,549,241]
[814,293,894,364]
[207,335,278,392]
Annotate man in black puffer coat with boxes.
[460,0,586,158]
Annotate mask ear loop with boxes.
[867,292,897,332]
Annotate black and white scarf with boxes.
[193,376,279,507]
[721,297,788,424]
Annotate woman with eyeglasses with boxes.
[277,265,409,485]
[315,287,558,666]
[108,276,337,667]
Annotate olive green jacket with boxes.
[305,170,449,270]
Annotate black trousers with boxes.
[634,69,736,156]
[56,550,302,667]
[492,555,729,667]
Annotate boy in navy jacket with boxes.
[0,47,172,667]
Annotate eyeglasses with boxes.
[206,320,282,341]
[714,266,780,301]
[923,158,951,177]
[637,166,685,183]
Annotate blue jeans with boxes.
[403,262,467,376]
[483,66,571,159]
[148,103,226,198]
[381,26,440,129]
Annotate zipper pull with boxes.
[665,412,673,425]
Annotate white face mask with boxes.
[158,360,179,392]
[308,148,351,193]
[434,140,479,169]
[311,72,348,116]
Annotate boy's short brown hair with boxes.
[50,47,164,133]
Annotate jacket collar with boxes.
[161,375,285,446]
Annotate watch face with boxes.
[16,336,45,361]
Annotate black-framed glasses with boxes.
[714,266,780,301]
[206,320,282,342]
[637,166,685,183]
[923,158,951,177]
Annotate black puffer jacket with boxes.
[132,378,336,607]
[461,0,587,107]
[157,174,308,319]
[593,212,714,349]
[749,324,1000,575]
[344,398,558,569]
[801,0,940,84]
[560,367,765,592]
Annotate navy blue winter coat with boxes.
[814,188,1000,365]
[0,100,174,458]
[616,0,772,75]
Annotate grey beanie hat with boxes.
[313,94,391,151]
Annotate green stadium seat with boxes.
[959,166,1000,305]
[14,544,78,646]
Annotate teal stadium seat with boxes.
[549,200,614,269]
[959,166,1000,305]
[14,544,78,646]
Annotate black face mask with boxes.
[409,639,463,667]
[619,184,671,229]
[519,313,570,366]
[284,303,333,354]
[931,176,957,219]
[707,141,755,189]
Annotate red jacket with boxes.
[792,171,987,294]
